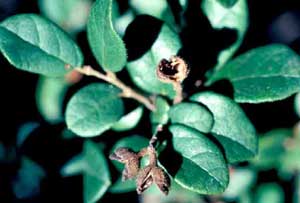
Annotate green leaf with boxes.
[126,24,181,98]
[252,129,291,170]
[129,0,176,28]
[110,135,148,171]
[12,157,46,199]
[255,183,284,203]
[150,96,170,125]
[84,141,111,203]
[217,0,238,8]
[111,106,144,132]
[191,92,257,163]
[294,93,300,118]
[202,0,248,70]
[66,83,124,137]
[207,44,300,103]
[109,178,136,193]
[169,102,214,133]
[17,122,39,147]
[170,124,229,194]
[38,0,91,33]
[223,168,256,199]
[87,0,127,72]
[36,76,69,124]
[0,14,83,76]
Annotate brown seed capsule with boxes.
[109,147,140,181]
[136,165,170,195]
[156,56,189,83]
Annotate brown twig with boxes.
[75,65,156,111]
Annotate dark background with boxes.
[1,0,300,202]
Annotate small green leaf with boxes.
[84,141,111,203]
[208,44,300,103]
[0,14,83,76]
[169,102,214,133]
[252,129,291,170]
[294,93,300,118]
[127,24,181,98]
[110,135,148,171]
[111,106,144,132]
[13,157,46,199]
[217,0,238,8]
[170,124,229,194]
[202,0,248,70]
[129,0,176,28]
[109,177,136,193]
[223,168,256,199]
[150,96,170,125]
[191,92,257,163]
[17,122,39,147]
[87,0,127,72]
[66,83,124,137]
[36,76,69,124]
[255,183,284,203]
[38,0,91,33]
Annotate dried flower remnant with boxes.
[156,56,189,83]
[109,147,140,181]
[110,144,171,195]
[157,56,189,103]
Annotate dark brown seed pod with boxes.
[156,56,189,83]
[109,147,140,181]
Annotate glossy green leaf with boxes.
[208,44,300,103]
[150,96,170,125]
[0,14,83,76]
[191,92,257,162]
[111,106,144,132]
[84,141,111,203]
[129,0,176,28]
[66,83,124,137]
[170,124,229,194]
[127,24,180,98]
[169,102,214,133]
[202,0,248,70]
[12,157,46,199]
[255,183,284,203]
[252,129,291,170]
[36,76,69,124]
[218,0,238,8]
[87,0,127,72]
[38,0,91,33]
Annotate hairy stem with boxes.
[172,82,183,104]
[75,65,156,111]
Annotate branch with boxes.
[75,66,156,111]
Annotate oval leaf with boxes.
[111,106,144,132]
[87,0,127,72]
[170,124,229,194]
[0,14,83,76]
[84,141,111,203]
[169,102,214,133]
[66,83,124,137]
[191,92,257,163]
[202,0,248,70]
[126,23,181,98]
[208,44,300,103]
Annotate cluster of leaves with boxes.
[2,0,300,202]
